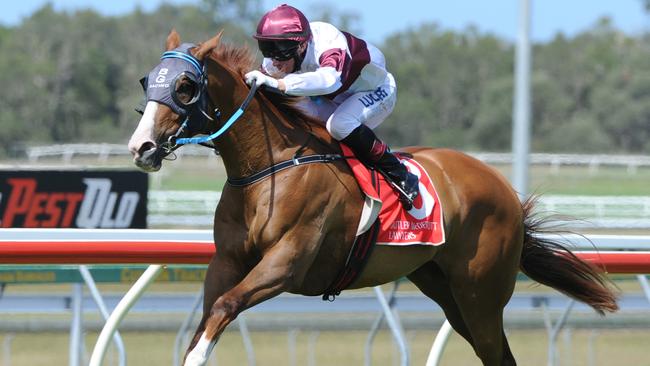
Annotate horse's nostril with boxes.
[138,141,156,156]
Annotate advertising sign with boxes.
[0,170,148,228]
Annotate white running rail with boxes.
[24,144,650,172]
[149,191,650,229]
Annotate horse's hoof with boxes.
[183,353,208,366]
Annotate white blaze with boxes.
[128,101,159,157]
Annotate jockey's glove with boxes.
[245,70,279,89]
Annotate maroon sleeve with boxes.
[318,48,346,71]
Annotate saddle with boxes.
[322,144,445,300]
[341,144,445,246]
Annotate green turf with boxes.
[151,157,650,196]
[9,154,649,195]
[5,328,650,365]
[526,166,650,196]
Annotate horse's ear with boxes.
[166,28,181,51]
[194,30,223,61]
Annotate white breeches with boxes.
[297,73,397,140]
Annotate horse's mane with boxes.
[207,41,333,143]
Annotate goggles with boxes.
[258,40,301,61]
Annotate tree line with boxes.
[0,1,648,157]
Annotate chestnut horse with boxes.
[128,30,617,366]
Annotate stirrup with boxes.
[393,180,417,210]
[376,168,419,210]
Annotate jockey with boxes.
[245,4,419,208]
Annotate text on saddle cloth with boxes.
[340,144,445,246]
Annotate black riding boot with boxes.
[341,125,419,209]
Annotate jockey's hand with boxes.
[245,70,279,89]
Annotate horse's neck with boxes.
[215,94,329,179]
[205,56,335,179]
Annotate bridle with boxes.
[139,45,257,155]
[159,50,217,153]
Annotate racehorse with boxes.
[128,30,618,366]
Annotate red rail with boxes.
[0,241,215,264]
[0,241,649,273]
[575,251,650,274]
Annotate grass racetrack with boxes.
[4,328,650,365]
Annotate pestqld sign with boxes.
[0,170,147,228]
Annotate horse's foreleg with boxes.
[183,251,248,365]
[183,242,307,366]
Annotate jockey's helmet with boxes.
[253,4,311,62]
[253,4,312,43]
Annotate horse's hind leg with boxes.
[407,261,475,346]
[410,258,517,366]
[446,228,520,365]
[448,280,516,366]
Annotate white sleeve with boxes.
[282,67,342,96]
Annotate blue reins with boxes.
[175,83,258,146]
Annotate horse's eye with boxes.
[174,76,198,105]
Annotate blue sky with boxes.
[1,0,647,43]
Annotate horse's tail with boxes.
[519,196,619,315]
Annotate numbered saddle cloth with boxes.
[341,144,445,246]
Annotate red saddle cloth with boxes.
[341,144,445,246]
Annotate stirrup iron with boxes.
[376,167,416,210]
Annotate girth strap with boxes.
[322,168,382,301]
[227,154,343,187]
[322,218,380,301]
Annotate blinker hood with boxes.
[144,43,202,116]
